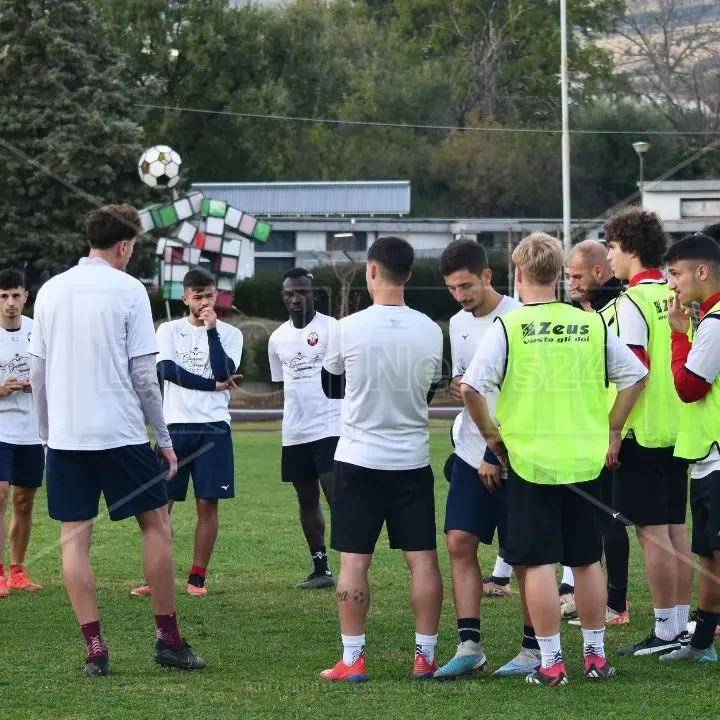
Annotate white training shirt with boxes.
[0,317,40,445]
[449,296,521,468]
[615,277,668,350]
[323,304,444,471]
[683,317,720,478]
[156,318,243,426]
[462,304,648,404]
[28,258,158,450]
[268,312,341,446]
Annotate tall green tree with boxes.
[0,0,151,282]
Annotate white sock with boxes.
[536,634,563,669]
[415,633,438,663]
[492,555,513,580]
[341,634,365,665]
[582,627,606,659]
[654,608,675,641]
[561,566,574,588]
[677,604,690,636]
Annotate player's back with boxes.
[32,259,157,450]
[335,304,443,470]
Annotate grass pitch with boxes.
[2,422,715,719]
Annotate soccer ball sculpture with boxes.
[138,145,182,188]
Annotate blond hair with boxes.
[512,233,564,285]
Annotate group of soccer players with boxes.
[2,202,719,687]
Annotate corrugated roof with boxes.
[190,181,411,217]
[644,180,720,193]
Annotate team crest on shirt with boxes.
[307,331,319,347]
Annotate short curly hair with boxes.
[603,207,667,269]
[86,204,141,250]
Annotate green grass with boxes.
[2,423,715,719]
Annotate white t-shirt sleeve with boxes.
[127,290,159,359]
[322,320,344,375]
[616,295,648,349]
[606,330,648,390]
[449,316,462,377]
[27,295,45,359]
[155,323,176,364]
[685,319,720,384]
[461,320,507,396]
[225,328,243,368]
[268,335,283,382]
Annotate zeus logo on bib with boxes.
[520,321,590,344]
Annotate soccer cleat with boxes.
[131,584,152,597]
[0,576,8,599]
[560,594,577,619]
[7,571,42,592]
[676,631,691,646]
[413,653,438,679]
[659,644,717,663]
[296,570,335,589]
[187,583,208,597]
[493,648,541,677]
[525,661,569,686]
[617,632,680,657]
[154,639,207,670]
[482,575,512,597]
[568,604,631,627]
[319,656,368,683]
[433,640,486,679]
[84,656,110,677]
[584,654,616,680]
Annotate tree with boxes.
[0,0,151,283]
[366,0,628,126]
[614,0,720,135]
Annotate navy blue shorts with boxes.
[46,443,169,522]
[165,422,234,502]
[444,455,507,546]
[0,441,44,489]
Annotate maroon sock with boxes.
[155,612,183,649]
[81,620,108,660]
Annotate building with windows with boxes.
[192,179,720,277]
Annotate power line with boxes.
[136,102,720,137]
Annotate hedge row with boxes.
[231,252,511,323]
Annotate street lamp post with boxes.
[632,141,650,206]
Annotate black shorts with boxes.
[614,437,688,527]
[690,471,720,558]
[444,455,506,546]
[165,422,234,501]
[281,436,339,484]
[46,444,168,522]
[330,461,436,554]
[503,465,603,568]
[0,441,44,488]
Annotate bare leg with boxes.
[0,481,7,572]
[294,480,325,551]
[137,507,176,616]
[524,564,560,637]
[336,553,372,635]
[446,530,481,619]
[405,550,443,635]
[9,486,37,565]
[193,499,219,568]
[669,523,693,608]
[637,525,678,608]
[60,521,98,625]
[572,563,606,630]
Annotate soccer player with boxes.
[433,239,520,679]
[462,233,646,685]
[0,269,43,597]
[605,207,694,656]
[269,268,340,589]
[564,240,631,626]
[29,204,205,675]
[660,232,720,663]
[133,268,242,597]
[318,236,444,682]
